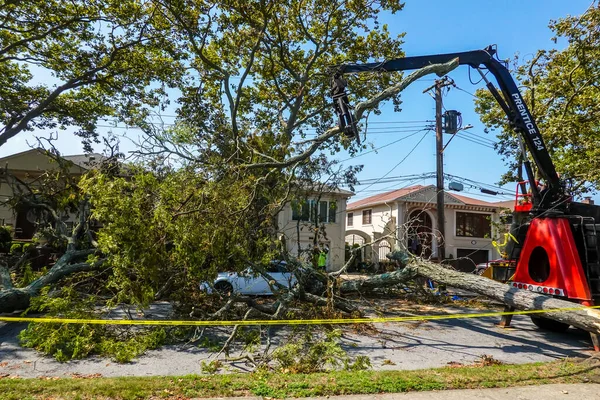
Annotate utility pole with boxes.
[424,77,453,262]
[435,80,445,262]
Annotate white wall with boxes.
[345,203,398,262]
[347,202,500,263]
[278,194,350,271]
[346,204,396,238]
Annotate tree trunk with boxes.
[408,260,600,334]
[337,259,600,335]
[0,288,32,313]
[339,268,415,294]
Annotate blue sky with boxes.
[1,0,595,203]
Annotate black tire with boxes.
[214,281,233,295]
[530,316,570,332]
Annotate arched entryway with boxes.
[406,210,433,258]
[345,229,372,270]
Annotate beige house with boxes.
[0,149,103,239]
[277,186,353,271]
[345,185,505,272]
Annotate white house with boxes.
[278,186,353,271]
[345,185,505,272]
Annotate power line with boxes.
[361,125,432,131]
[354,170,512,196]
[346,171,515,205]
[361,120,433,125]
[348,177,429,203]
[353,130,431,195]
[460,189,513,199]
[445,173,513,195]
[453,85,477,98]
[458,129,497,144]
[352,172,436,186]
[454,133,495,149]
[338,128,428,162]
[300,122,434,131]
[445,173,506,190]
[300,126,431,137]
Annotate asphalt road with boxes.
[0,306,595,378]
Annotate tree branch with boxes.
[353,58,459,121]
[243,58,459,170]
[301,291,357,313]
[0,266,13,290]
[25,250,101,295]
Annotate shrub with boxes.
[18,263,35,287]
[18,288,167,363]
[22,243,35,253]
[271,328,370,373]
[344,355,372,371]
[200,360,222,374]
[10,243,22,254]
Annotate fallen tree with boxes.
[406,259,600,335]
[336,256,600,335]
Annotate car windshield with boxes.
[242,261,289,275]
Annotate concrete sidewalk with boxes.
[204,383,600,400]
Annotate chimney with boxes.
[582,196,595,205]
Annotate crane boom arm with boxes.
[331,46,564,211]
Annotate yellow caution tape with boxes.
[1,305,599,327]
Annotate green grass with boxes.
[1,358,598,400]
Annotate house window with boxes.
[318,200,337,223]
[293,199,336,223]
[362,209,372,225]
[347,212,353,226]
[456,212,491,238]
[292,200,310,221]
[319,201,328,223]
[328,201,337,223]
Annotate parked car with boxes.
[474,262,488,275]
[474,259,516,283]
[199,260,298,295]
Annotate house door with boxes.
[15,205,36,239]
[456,249,489,273]
[407,210,433,258]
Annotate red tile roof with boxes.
[348,185,501,210]
[492,200,515,211]
[347,185,425,210]
[450,193,500,207]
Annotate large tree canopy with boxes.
[0,0,182,150]
[138,0,406,168]
[474,5,600,192]
[1,0,422,312]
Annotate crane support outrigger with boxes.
[331,45,600,333]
